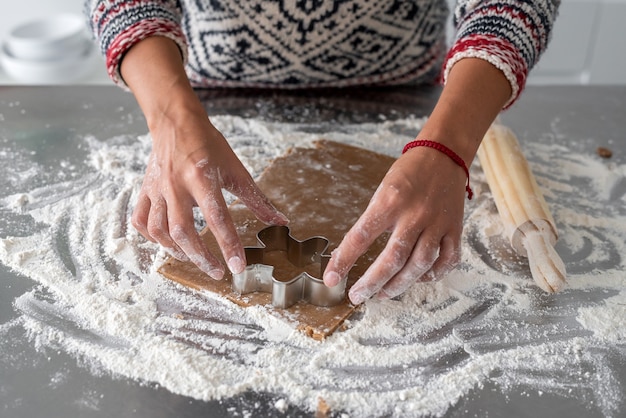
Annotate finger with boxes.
[376,244,438,301]
[144,197,188,261]
[131,193,155,243]
[324,179,406,287]
[420,235,461,283]
[378,235,455,301]
[323,208,391,288]
[230,177,289,226]
[195,176,247,275]
[347,228,416,305]
[167,197,226,279]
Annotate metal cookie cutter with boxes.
[232,225,346,308]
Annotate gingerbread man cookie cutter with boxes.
[232,225,346,308]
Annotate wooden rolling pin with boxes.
[477,123,567,292]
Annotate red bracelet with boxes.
[402,139,473,200]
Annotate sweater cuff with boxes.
[106,18,188,89]
[442,34,528,109]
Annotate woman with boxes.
[86,0,559,305]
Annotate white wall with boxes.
[446,0,626,85]
[529,0,626,85]
[1,0,625,85]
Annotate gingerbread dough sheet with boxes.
[158,140,394,340]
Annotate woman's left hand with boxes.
[323,144,467,305]
[323,57,512,305]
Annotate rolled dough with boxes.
[158,140,394,340]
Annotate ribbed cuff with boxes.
[442,34,528,109]
[105,18,188,89]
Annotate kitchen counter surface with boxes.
[0,85,625,417]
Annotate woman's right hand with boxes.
[121,37,288,278]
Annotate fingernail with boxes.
[349,288,367,305]
[207,268,225,280]
[190,255,224,280]
[273,210,289,225]
[323,271,342,287]
[227,256,246,274]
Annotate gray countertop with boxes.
[0,85,625,418]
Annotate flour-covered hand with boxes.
[131,110,288,279]
[322,146,466,304]
[120,37,287,279]
[322,57,513,305]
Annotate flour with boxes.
[578,296,626,343]
[1,116,625,417]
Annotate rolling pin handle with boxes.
[523,229,567,293]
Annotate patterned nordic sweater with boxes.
[86,0,559,108]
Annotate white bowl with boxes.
[5,14,89,61]
[0,40,98,84]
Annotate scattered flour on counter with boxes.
[577,296,626,343]
[1,116,625,417]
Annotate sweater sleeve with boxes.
[443,0,560,108]
[85,0,188,88]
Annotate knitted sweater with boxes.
[86,0,559,107]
